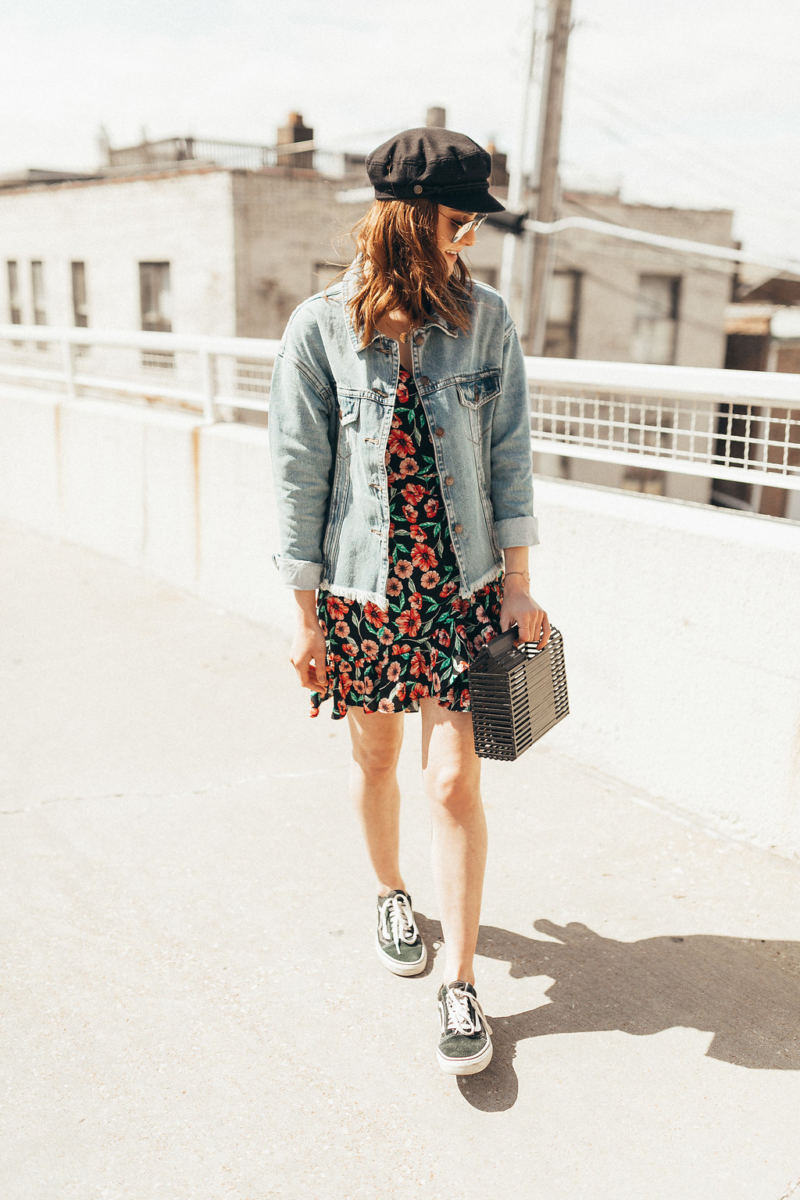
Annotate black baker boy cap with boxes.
[366,127,506,214]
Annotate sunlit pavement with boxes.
[3,519,800,1200]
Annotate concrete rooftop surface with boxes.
[2,518,800,1200]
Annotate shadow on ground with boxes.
[414,914,800,1112]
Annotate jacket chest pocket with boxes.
[455,369,501,410]
[334,389,363,460]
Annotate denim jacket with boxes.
[268,269,539,608]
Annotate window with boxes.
[139,261,173,369]
[7,261,22,324]
[31,261,47,325]
[632,274,680,364]
[544,270,581,358]
[30,260,47,350]
[71,262,88,326]
[139,262,172,332]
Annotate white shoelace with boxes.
[443,984,493,1037]
[379,892,419,952]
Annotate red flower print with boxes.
[475,604,487,623]
[431,672,442,693]
[361,639,379,661]
[411,544,437,570]
[436,629,451,648]
[440,582,458,598]
[387,661,401,682]
[409,591,423,610]
[334,620,349,638]
[342,642,358,659]
[397,609,422,637]
[364,677,374,694]
[386,577,403,598]
[352,679,365,695]
[402,504,419,523]
[388,429,415,458]
[378,698,395,713]
[420,570,440,590]
[409,524,427,542]
[424,498,439,518]
[402,483,427,505]
[411,682,430,701]
[460,690,471,709]
[395,683,407,702]
[394,559,413,579]
[326,596,347,619]
[398,458,420,477]
[379,627,395,645]
[364,602,388,629]
[410,650,428,678]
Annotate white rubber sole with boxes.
[375,935,428,976]
[437,1039,494,1076]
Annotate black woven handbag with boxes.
[470,625,569,761]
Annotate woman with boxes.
[269,127,549,1076]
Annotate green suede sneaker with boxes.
[436,980,493,1075]
[376,890,427,976]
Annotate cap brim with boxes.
[434,187,506,214]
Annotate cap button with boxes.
[413,184,423,195]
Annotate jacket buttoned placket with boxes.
[410,324,473,597]
[368,339,400,606]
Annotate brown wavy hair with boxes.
[346,199,473,347]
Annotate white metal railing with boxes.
[1,322,799,492]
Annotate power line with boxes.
[519,212,800,278]
[568,75,798,222]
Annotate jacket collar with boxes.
[342,264,461,352]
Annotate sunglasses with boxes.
[451,214,489,244]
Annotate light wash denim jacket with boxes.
[269,269,539,608]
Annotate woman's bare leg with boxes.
[346,707,406,895]
[420,700,486,984]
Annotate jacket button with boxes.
[413,333,425,346]
[454,523,463,534]
[435,426,445,438]
[444,475,455,487]
[413,184,423,195]
[418,375,431,386]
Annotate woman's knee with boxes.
[348,711,404,777]
[425,762,482,819]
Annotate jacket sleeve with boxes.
[268,330,335,590]
[489,318,540,548]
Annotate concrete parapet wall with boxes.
[1,385,798,855]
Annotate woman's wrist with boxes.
[293,589,320,628]
[504,569,531,591]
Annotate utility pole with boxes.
[499,2,548,327]
[527,0,573,356]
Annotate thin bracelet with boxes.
[504,570,530,580]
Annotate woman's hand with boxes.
[290,621,328,692]
[290,590,327,693]
[500,575,551,648]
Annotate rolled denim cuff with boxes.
[272,554,323,590]
[495,516,540,548]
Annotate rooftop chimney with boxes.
[277,112,314,169]
[426,106,447,128]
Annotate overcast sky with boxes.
[5,0,799,265]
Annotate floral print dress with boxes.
[311,368,504,719]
